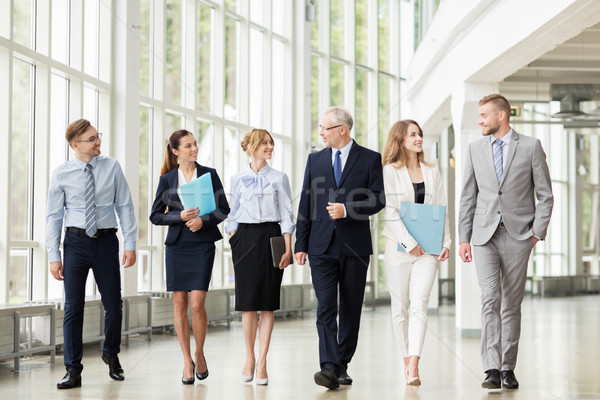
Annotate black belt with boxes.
[66,227,117,238]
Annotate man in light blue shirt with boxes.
[46,119,137,389]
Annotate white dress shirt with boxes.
[226,163,295,235]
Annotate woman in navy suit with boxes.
[150,130,230,384]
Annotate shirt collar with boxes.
[333,139,354,157]
[74,155,98,170]
[490,128,513,145]
[246,162,271,176]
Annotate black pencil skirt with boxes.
[230,222,284,311]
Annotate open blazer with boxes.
[382,162,452,252]
[149,163,230,245]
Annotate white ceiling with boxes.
[500,22,600,103]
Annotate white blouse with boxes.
[226,163,295,235]
[176,167,197,207]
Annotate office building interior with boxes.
[0,0,599,399]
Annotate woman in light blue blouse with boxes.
[226,128,295,385]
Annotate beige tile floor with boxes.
[1,295,599,400]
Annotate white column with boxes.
[112,0,141,296]
[292,0,312,283]
[451,82,498,337]
[0,45,10,303]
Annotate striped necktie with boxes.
[84,163,97,237]
[493,139,504,184]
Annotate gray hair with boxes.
[324,106,353,132]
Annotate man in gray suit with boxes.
[458,94,553,390]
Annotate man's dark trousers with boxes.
[309,231,369,373]
[62,231,122,371]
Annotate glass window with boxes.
[249,0,264,25]
[8,250,28,303]
[310,0,320,50]
[378,0,391,72]
[49,73,69,173]
[378,74,392,151]
[139,106,151,246]
[355,0,369,66]
[13,0,33,48]
[165,112,183,136]
[52,0,70,64]
[224,127,241,193]
[355,68,369,145]
[83,86,99,126]
[225,17,240,121]
[137,250,151,292]
[83,0,100,77]
[197,4,213,112]
[330,61,346,108]
[311,56,321,145]
[225,0,239,13]
[11,57,33,241]
[330,0,345,59]
[196,120,214,167]
[139,0,152,96]
[272,39,285,134]
[272,0,285,36]
[249,28,264,128]
[165,0,183,105]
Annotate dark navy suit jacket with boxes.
[294,142,385,256]
[149,163,230,245]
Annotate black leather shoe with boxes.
[182,361,195,384]
[102,354,125,381]
[57,370,81,389]
[314,367,339,389]
[196,356,209,380]
[338,369,353,385]
[481,369,501,389]
[501,370,519,389]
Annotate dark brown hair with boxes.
[161,129,194,175]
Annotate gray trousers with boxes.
[473,225,534,372]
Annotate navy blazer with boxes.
[294,142,385,256]
[149,163,230,245]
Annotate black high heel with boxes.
[182,361,195,384]
[196,356,209,380]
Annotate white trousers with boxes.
[384,239,438,358]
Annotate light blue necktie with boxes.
[493,139,503,184]
[84,163,97,237]
[333,150,342,186]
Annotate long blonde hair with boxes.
[382,119,432,169]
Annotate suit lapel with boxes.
[482,138,499,186]
[500,132,519,187]
[167,167,185,209]
[337,142,359,188]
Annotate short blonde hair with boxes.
[479,94,511,120]
[240,128,273,155]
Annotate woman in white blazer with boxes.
[382,120,451,386]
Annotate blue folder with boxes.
[179,172,217,216]
[397,202,446,255]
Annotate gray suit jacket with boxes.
[458,130,554,246]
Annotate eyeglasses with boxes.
[319,124,342,131]
[76,133,103,144]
